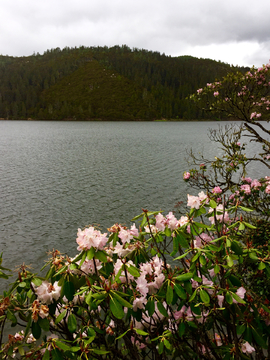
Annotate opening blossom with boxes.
[183,171,190,180]
[212,186,222,195]
[76,226,108,251]
[241,342,255,354]
[34,281,61,305]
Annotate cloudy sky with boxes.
[1,0,270,67]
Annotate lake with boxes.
[0,120,266,286]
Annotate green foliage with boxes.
[0,46,240,120]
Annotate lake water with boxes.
[0,120,267,287]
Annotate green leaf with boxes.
[92,349,110,355]
[258,262,266,270]
[227,255,234,267]
[63,281,75,302]
[166,283,174,304]
[176,233,189,248]
[214,264,220,274]
[134,328,148,336]
[178,322,185,337]
[32,321,41,340]
[55,265,68,276]
[228,275,241,287]
[55,340,71,351]
[115,329,130,340]
[243,222,256,229]
[42,349,50,360]
[55,309,67,325]
[7,310,17,325]
[174,284,187,300]
[225,292,233,305]
[189,289,197,302]
[38,317,50,332]
[239,206,254,212]
[158,341,164,354]
[51,348,64,360]
[209,199,217,208]
[238,222,245,231]
[174,251,190,261]
[191,252,200,263]
[87,247,96,260]
[31,277,43,287]
[164,339,172,350]
[249,252,258,261]
[200,289,210,304]
[111,291,132,308]
[94,250,108,263]
[67,313,77,333]
[237,324,246,335]
[157,301,169,317]
[146,299,155,316]
[85,290,93,305]
[231,292,246,304]
[127,265,140,277]
[131,212,144,221]
[110,297,125,319]
[176,272,193,282]
[251,327,267,349]
[231,240,243,255]
[199,255,207,265]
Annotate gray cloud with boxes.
[1,0,270,66]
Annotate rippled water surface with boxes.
[0,120,267,280]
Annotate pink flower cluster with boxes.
[34,281,61,305]
[76,226,108,251]
[187,191,208,209]
[144,212,188,234]
[133,256,165,310]
[239,177,269,195]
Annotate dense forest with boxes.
[0,45,249,120]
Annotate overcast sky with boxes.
[1,0,270,67]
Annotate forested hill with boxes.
[0,45,249,120]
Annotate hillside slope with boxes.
[0,46,249,120]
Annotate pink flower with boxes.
[208,205,230,224]
[155,213,166,231]
[197,88,203,94]
[240,184,251,194]
[251,179,261,188]
[187,194,201,209]
[233,286,246,303]
[242,177,252,183]
[118,228,133,244]
[133,296,147,311]
[178,215,189,227]
[241,342,255,354]
[76,227,108,251]
[130,223,139,237]
[212,186,222,194]
[35,281,61,304]
[213,91,219,97]
[217,295,224,308]
[198,191,208,202]
[265,185,270,194]
[166,212,179,231]
[183,171,190,180]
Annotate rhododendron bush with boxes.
[1,63,270,359]
[0,194,270,359]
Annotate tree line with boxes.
[0,45,249,120]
